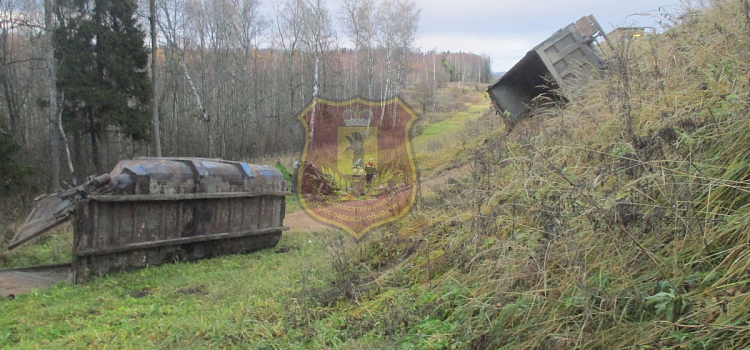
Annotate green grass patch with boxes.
[284,194,303,214]
[417,104,487,138]
[412,102,493,177]
[414,105,487,143]
[0,224,73,269]
[0,231,357,349]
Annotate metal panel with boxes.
[8,173,111,249]
[72,194,287,282]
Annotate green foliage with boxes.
[0,83,490,350]
[285,195,303,213]
[275,160,292,183]
[645,283,687,323]
[441,56,461,82]
[0,224,73,268]
[317,164,350,194]
[0,133,34,194]
[54,0,151,142]
[332,1,750,348]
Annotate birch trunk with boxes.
[150,0,162,157]
[45,0,60,191]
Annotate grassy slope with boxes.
[6,2,750,348]
[281,1,750,348]
[350,2,750,348]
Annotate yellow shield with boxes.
[296,97,418,239]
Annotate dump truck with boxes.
[2,157,288,294]
[488,15,611,128]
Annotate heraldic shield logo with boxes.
[296,97,418,239]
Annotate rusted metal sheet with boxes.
[8,174,111,250]
[487,15,610,129]
[9,195,75,250]
[9,157,289,284]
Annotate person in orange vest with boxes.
[365,158,377,185]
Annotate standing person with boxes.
[365,158,377,185]
[352,162,365,196]
[292,160,300,193]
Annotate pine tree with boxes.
[55,0,151,173]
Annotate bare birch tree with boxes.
[303,0,335,141]
[341,0,375,97]
[150,0,162,156]
[273,0,305,114]
[375,0,418,124]
[44,0,61,190]
[227,0,263,156]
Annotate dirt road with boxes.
[0,264,72,298]
[283,209,331,232]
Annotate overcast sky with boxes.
[329,0,687,72]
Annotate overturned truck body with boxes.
[488,15,611,128]
[8,157,288,283]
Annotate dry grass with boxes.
[7,2,750,349]
[347,1,750,348]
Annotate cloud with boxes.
[413,0,683,71]
[416,33,537,72]
[328,0,685,71]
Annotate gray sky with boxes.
[416,0,686,72]
[330,0,687,72]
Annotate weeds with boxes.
[6,2,750,349]
[343,1,750,348]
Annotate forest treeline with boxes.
[0,0,492,194]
